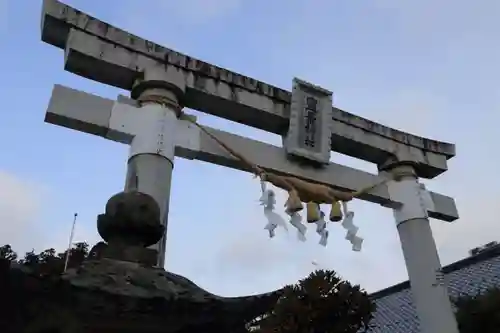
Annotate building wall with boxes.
[367,253,500,332]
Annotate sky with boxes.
[0,0,499,296]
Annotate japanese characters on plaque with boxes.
[284,78,333,165]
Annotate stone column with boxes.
[384,164,459,333]
[124,67,185,268]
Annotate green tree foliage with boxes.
[454,287,500,333]
[255,269,375,333]
[0,245,17,262]
[0,242,90,275]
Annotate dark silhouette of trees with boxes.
[0,242,90,275]
[454,286,500,333]
[253,269,375,333]
[0,245,17,262]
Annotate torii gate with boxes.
[40,1,459,332]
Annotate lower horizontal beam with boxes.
[45,84,459,222]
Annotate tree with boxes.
[0,245,17,261]
[454,286,500,333]
[68,242,89,265]
[20,249,40,267]
[0,242,91,275]
[255,269,375,333]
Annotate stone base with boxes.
[101,244,158,267]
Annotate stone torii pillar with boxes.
[120,68,185,268]
[384,164,458,333]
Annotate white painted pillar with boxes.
[124,91,179,268]
[387,165,459,333]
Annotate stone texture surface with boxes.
[97,191,164,248]
[64,258,279,303]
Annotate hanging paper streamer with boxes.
[315,211,329,247]
[181,113,388,253]
[263,209,289,238]
[260,180,267,193]
[319,229,329,247]
[315,211,327,234]
[288,211,307,242]
[351,235,363,252]
[341,202,363,252]
[264,213,278,238]
[259,182,276,205]
[261,190,277,238]
[341,211,358,235]
[260,181,288,238]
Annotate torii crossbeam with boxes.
[40,1,460,332]
[47,84,458,222]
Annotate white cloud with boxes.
[0,170,100,258]
[0,170,48,255]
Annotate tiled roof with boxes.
[366,246,500,333]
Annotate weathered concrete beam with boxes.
[45,84,459,222]
[40,0,456,179]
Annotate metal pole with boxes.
[63,213,78,273]
[388,165,458,333]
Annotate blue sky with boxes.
[0,0,499,296]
